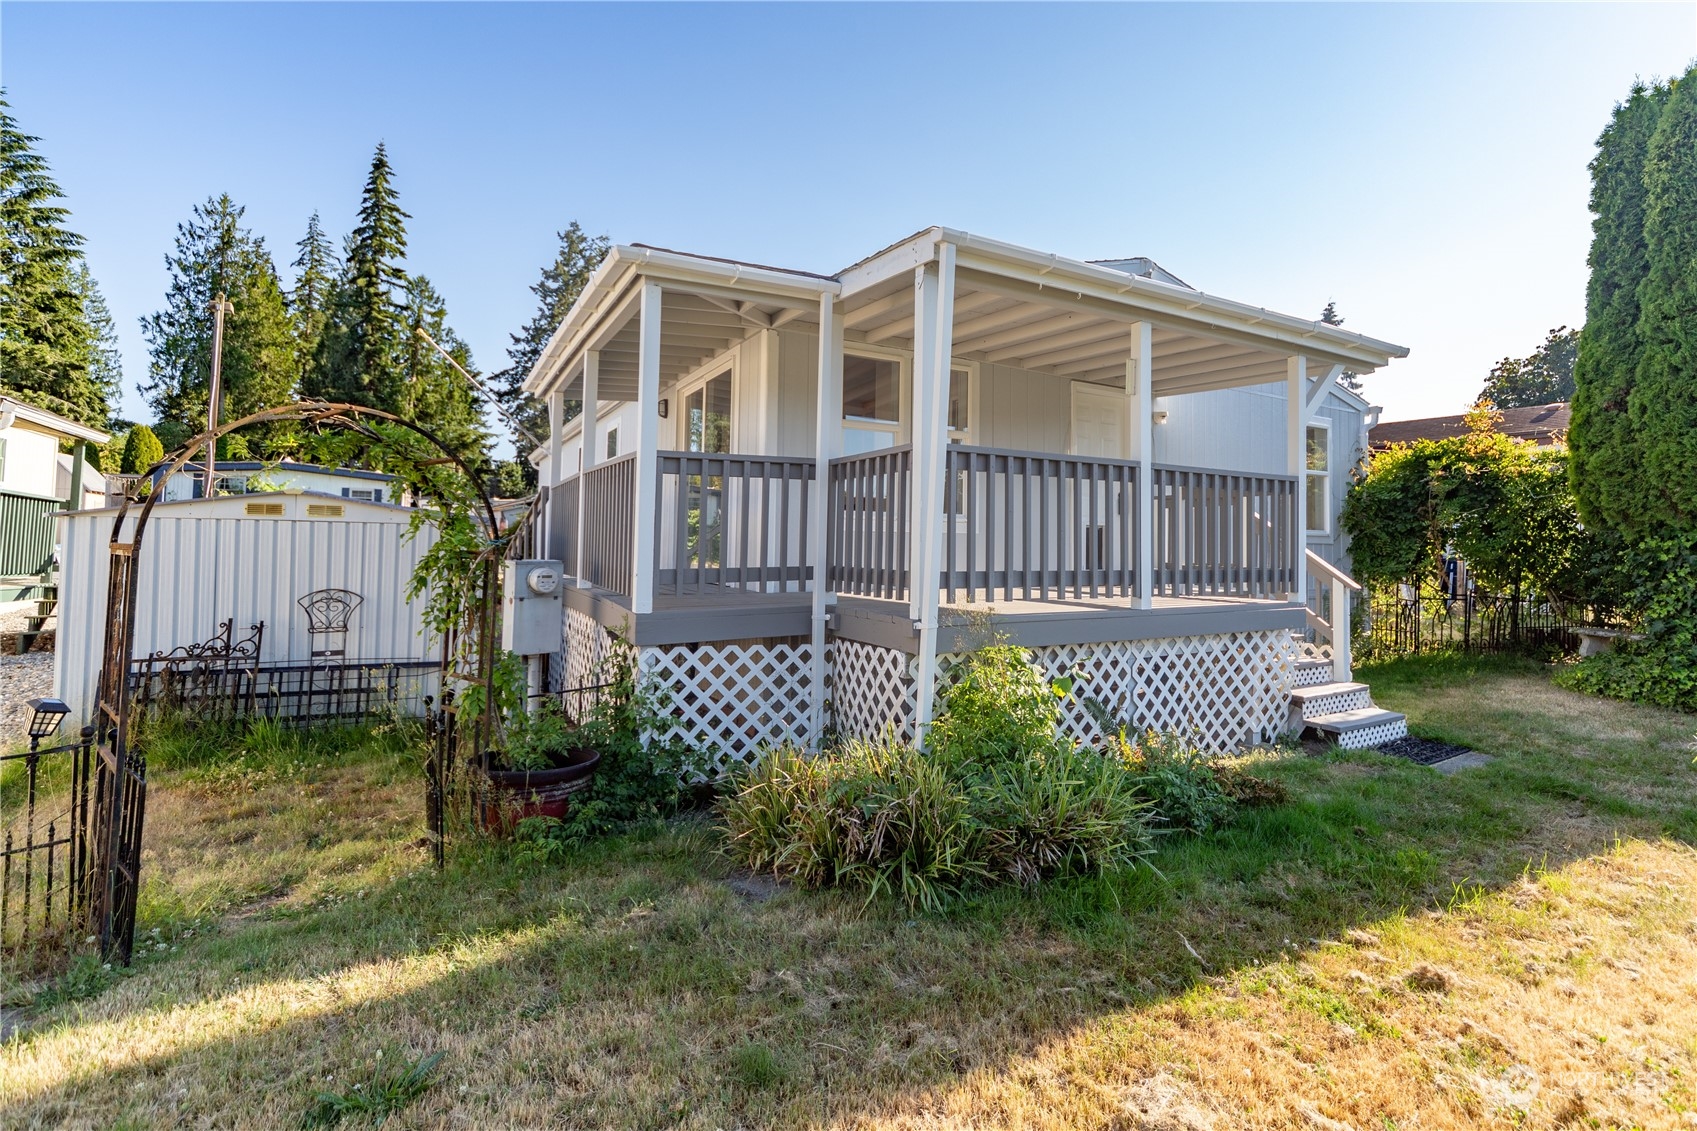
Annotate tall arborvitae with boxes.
[1569,79,1673,533]
[289,211,339,397]
[0,94,105,426]
[314,144,410,409]
[397,274,491,469]
[494,222,610,456]
[73,260,123,427]
[1628,65,1697,532]
[138,194,299,455]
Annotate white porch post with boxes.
[910,244,955,743]
[632,285,663,615]
[544,384,563,558]
[809,294,844,748]
[1286,354,1308,603]
[575,353,600,588]
[1127,322,1154,610]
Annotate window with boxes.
[843,355,900,424]
[948,367,971,440]
[349,488,375,501]
[605,427,619,460]
[684,371,732,453]
[1306,423,1330,535]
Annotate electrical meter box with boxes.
[501,559,564,655]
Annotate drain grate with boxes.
[1375,736,1475,766]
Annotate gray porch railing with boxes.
[655,451,815,595]
[547,474,579,567]
[577,453,636,596]
[828,445,913,600]
[1149,465,1297,598]
[944,446,1139,603]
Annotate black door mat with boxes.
[1374,736,1474,766]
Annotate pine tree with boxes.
[119,423,164,474]
[1478,327,1581,409]
[1569,79,1673,533]
[0,93,104,426]
[73,261,124,426]
[494,222,610,458]
[1627,65,1697,532]
[1317,301,1364,393]
[396,274,491,469]
[138,194,300,457]
[314,144,410,409]
[289,211,339,397]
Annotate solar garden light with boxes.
[25,697,70,750]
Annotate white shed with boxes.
[54,492,441,724]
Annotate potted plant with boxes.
[478,698,602,833]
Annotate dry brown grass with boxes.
[3,657,1695,1129]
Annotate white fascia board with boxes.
[937,228,1409,372]
[521,246,837,399]
[0,396,111,444]
[836,228,943,299]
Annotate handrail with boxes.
[1305,548,1362,591]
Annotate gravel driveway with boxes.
[1,652,58,751]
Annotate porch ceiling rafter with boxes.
[952,307,1091,354]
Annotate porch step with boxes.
[1293,658,1332,688]
[1289,681,1373,722]
[1304,707,1409,750]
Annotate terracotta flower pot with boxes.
[477,747,602,834]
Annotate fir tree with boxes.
[1478,327,1581,409]
[494,222,610,459]
[314,144,410,409]
[138,194,300,457]
[73,261,124,427]
[0,93,104,426]
[1627,65,1697,532]
[396,274,491,469]
[1569,79,1673,533]
[1317,301,1364,393]
[289,211,339,396]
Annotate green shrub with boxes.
[926,642,1062,769]
[1123,731,1239,835]
[976,742,1152,884]
[1557,531,1697,712]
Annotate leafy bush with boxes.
[975,742,1152,885]
[1557,531,1697,712]
[1123,731,1239,835]
[926,643,1062,770]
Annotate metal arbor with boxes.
[88,401,508,962]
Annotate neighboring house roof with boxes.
[1369,402,1570,448]
[0,395,110,445]
[1088,257,1195,290]
[64,488,416,518]
[170,460,399,484]
[56,453,107,490]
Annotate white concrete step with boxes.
[1305,707,1408,750]
[1290,681,1373,721]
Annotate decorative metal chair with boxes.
[297,588,362,659]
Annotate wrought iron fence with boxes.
[132,658,441,727]
[1,726,96,959]
[1359,585,1594,660]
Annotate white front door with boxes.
[1071,384,1126,458]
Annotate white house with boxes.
[519,229,1411,760]
[145,461,408,505]
[1,395,108,598]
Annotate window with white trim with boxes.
[842,354,900,455]
[1306,423,1330,535]
[683,371,732,453]
[605,427,618,460]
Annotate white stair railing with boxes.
[1305,549,1362,682]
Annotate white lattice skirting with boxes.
[557,605,613,691]
[638,642,817,774]
[829,630,1300,755]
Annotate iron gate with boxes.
[0,726,96,958]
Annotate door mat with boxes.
[1374,735,1474,766]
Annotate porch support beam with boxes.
[1286,355,1308,603]
[576,351,600,588]
[909,244,956,745]
[1128,322,1155,609]
[1304,363,1344,420]
[809,293,844,749]
[631,286,663,614]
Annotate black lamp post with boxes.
[25,697,70,751]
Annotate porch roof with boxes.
[523,228,1409,402]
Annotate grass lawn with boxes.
[3,655,1696,1129]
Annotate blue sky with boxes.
[5,2,1693,453]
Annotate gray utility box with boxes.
[502,559,564,656]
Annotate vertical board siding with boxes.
[0,489,62,577]
[53,500,439,723]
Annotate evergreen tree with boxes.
[396,274,491,469]
[1627,65,1697,532]
[494,222,610,458]
[1317,301,1364,393]
[289,211,339,397]
[314,144,410,409]
[119,423,164,474]
[0,94,105,426]
[138,194,300,457]
[73,261,123,426]
[1478,326,1581,409]
[1569,79,1672,533]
